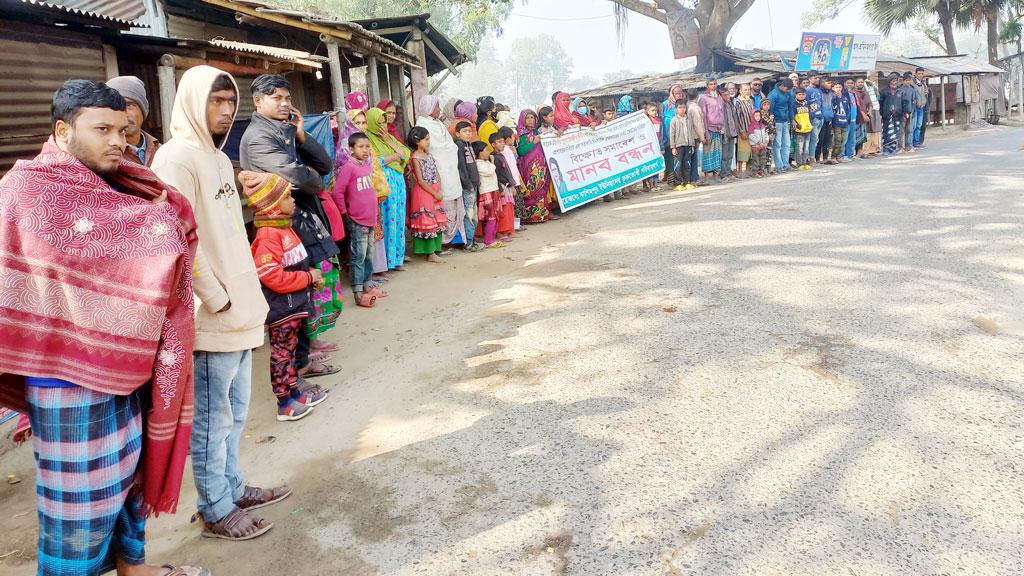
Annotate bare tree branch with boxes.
[733,0,756,16]
[653,0,686,14]
[609,0,669,24]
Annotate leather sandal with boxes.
[161,565,211,576]
[195,507,273,541]
[235,484,292,512]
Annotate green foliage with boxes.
[272,0,514,59]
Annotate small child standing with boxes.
[407,126,448,261]
[669,97,695,190]
[758,99,776,173]
[497,127,527,231]
[332,132,380,308]
[644,102,661,190]
[473,140,502,247]
[827,82,851,165]
[243,171,328,421]
[490,132,516,242]
[454,121,481,251]
[748,110,770,177]
[793,87,813,170]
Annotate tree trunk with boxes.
[935,2,958,55]
[986,7,999,64]
[692,2,733,73]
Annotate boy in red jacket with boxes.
[242,171,329,421]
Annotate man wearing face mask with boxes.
[1,79,208,575]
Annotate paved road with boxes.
[2,127,1022,575]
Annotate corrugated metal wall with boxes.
[0,26,105,174]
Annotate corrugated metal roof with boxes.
[352,13,468,76]
[18,0,146,24]
[909,55,1004,75]
[216,0,420,63]
[575,71,768,100]
[208,39,328,68]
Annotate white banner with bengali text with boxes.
[540,111,665,212]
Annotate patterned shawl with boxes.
[0,138,198,516]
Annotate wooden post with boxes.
[377,61,391,101]
[323,38,345,111]
[366,56,380,103]
[1018,62,1023,120]
[102,45,119,78]
[157,55,177,142]
[940,74,946,128]
[406,29,428,117]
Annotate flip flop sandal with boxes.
[303,362,341,378]
[364,287,388,298]
[235,484,293,512]
[487,241,506,249]
[308,350,329,362]
[195,508,273,541]
[161,565,211,576]
[355,293,377,308]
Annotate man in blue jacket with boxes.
[768,78,795,173]
[898,72,916,152]
[816,77,835,162]
[805,71,824,164]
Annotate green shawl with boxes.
[366,107,410,172]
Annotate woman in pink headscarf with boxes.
[346,91,369,112]
[552,91,578,130]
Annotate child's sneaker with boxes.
[674,184,686,191]
[277,399,313,422]
[294,382,329,407]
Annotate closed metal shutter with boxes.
[0,26,106,175]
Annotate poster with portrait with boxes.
[539,112,665,212]
[795,32,880,72]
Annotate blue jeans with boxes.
[462,187,478,246]
[345,217,374,292]
[844,121,858,157]
[772,122,791,171]
[808,117,823,159]
[192,349,252,522]
[912,106,926,146]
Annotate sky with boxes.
[495,0,883,80]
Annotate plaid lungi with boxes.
[701,132,723,172]
[26,384,146,575]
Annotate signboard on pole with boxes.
[795,32,881,72]
[540,111,665,213]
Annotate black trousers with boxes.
[673,146,693,185]
[816,120,833,160]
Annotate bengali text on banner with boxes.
[540,111,666,212]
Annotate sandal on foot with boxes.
[235,484,292,511]
[354,293,376,308]
[364,286,388,298]
[196,507,273,541]
[301,361,341,378]
[161,565,211,576]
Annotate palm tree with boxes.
[863,0,965,55]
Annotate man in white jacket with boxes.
[152,65,287,541]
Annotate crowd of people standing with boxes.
[0,61,935,576]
